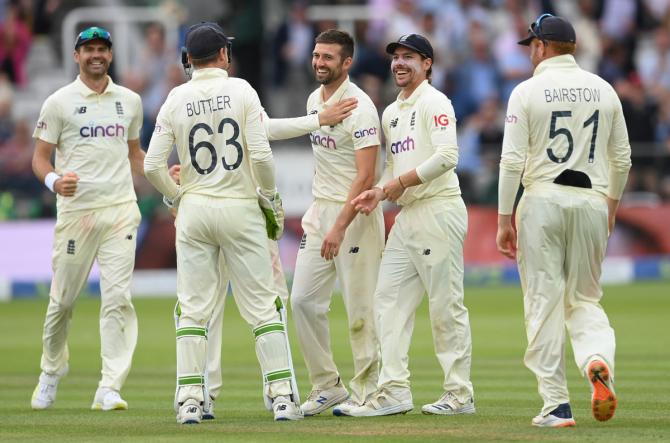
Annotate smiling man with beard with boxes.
[290,29,385,417]
[346,34,475,417]
[31,26,144,412]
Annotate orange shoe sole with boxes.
[588,360,617,421]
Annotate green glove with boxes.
[256,187,285,240]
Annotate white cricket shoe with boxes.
[421,391,476,415]
[531,403,576,428]
[177,400,202,425]
[91,388,128,411]
[301,381,349,416]
[273,395,304,421]
[31,365,68,410]
[202,396,215,420]
[332,398,361,416]
[342,389,413,417]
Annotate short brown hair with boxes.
[548,40,576,55]
[192,49,222,68]
[315,29,354,60]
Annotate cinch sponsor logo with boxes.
[390,136,415,154]
[36,120,47,130]
[79,123,126,138]
[310,132,337,149]
[354,127,377,138]
[505,114,518,124]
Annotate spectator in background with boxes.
[122,23,174,148]
[270,1,315,117]
[350,20,390,109]
[0,0,31,87]
[492,3,534,103]
[449,22,501,120]
[0,71,12,141]
[458,97,504,204]
[572,0,603,73]
[636,26,670,97]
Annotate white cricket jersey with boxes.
[306,77,380,202]
[499,55,632,214]
[145,68,274,201]
[380,80,461,206]
[33,75,142,214]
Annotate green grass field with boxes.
[1,282,668,442]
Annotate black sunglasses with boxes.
[528,13,554,42]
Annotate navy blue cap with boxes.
[185,22,233,59]
[518,14,576,46]
[386,34,434,59]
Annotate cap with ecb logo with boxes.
[518,14,576,46]
[385,34,434,60]
[185,22,234,59]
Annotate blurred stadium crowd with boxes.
[1,0,670,221]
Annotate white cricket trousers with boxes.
[291,199,384,403]
[175,194,288,404]
[516,183,615,415]
[206,240,289,400]
[41,201,140,391]
[375,196,474,403]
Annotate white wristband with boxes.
[44,172,61,193]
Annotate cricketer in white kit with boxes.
[496,14,630,428]
[30,26,143,413]
[144,22,301,424]
[176,101,357,420]
[288,29,385,417]
[347,34,475,418]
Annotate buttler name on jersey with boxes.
[185,95,232,117]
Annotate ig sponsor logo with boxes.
[433,114,449,127]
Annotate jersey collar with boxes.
[192,67,230,81]
[534,54,578,76]
[319,76,350,106]
[74,75,117,97]
[396,79,429,107]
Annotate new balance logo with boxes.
[187,406,198,414]
[74,106,87,114]
[422,249,431,256]
[315,396,328,405]
[67,239,76,255]
[390,117,398,128]
[277,404,287,411]
[299,233,307,250]
[309,110,318,115]
[126,234,133,240]
[115,101,124,115]
[349,246,359,254]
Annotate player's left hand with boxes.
[382,178,405,202]
[321,226,345,260]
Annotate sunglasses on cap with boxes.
[528,13,554,42]
[75,27,113,50]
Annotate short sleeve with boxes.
[33,96,63,145]
[349,103,381,150]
